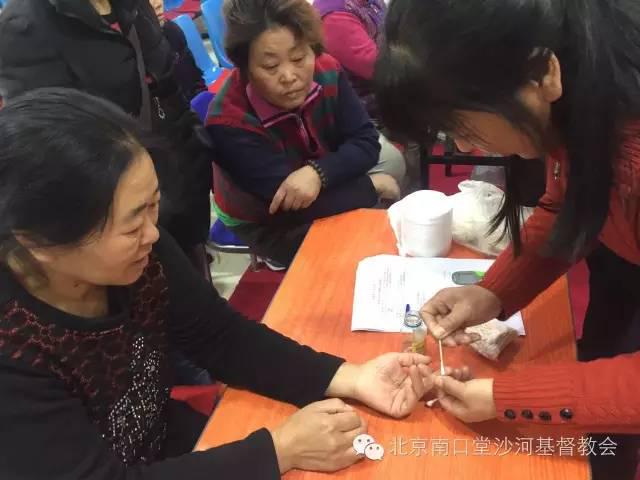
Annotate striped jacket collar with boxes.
[246,82,323,129]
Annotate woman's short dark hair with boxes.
[0,88,147,264]
[375,0,640,260]
[224,0,324,75]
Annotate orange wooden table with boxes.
[196,209,590,479]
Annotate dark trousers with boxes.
[578,246,640,480]
[230,222,312,267]
[154,124,213,253]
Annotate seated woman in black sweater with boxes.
[0,88,448,480]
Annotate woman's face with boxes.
[32,150,161,287]
[248,26,316,110]
[451,54,563,159]
[149,0,165,24]
[451,111,542,159]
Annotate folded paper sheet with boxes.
[351,255,525,335]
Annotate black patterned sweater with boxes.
[0,230,344,480]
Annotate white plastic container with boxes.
[388,190,452,257]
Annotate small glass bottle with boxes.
[402,309,427,354]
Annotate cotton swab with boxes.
[426,339,446,408]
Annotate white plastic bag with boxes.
[450,180,533,257]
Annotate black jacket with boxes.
[0,0,171,116]
[162,20,206,105]
[0,0,212,249]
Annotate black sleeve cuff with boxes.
[288,353,345,408]
[197,429,281,479]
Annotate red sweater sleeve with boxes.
[479,156,573,317]
[322,12,378,80]
[491,130,640,434]
[493,352,640,433]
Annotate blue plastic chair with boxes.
[189,93,258,268]
[208,218,255,252]
[163,0,184,12]
[190,90,215,123]
[201,0,234,69]
[206,213,258,269]
[172,14,222,85]
[0,0,7,8]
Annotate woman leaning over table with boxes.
[0,88,451,480]
[374,0,640,479]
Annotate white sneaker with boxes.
[259,257,287,271]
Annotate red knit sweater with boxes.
[479,124,640,433]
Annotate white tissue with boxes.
[388,190,453,257]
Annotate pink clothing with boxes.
[322,12,378,80]
[245,81,321,125]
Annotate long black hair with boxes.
[0,88,149,264]
[375,0,640,259]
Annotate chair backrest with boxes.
[201,0,234,69]
[172,15,220,84]
[163,0,185,12]
[191,90,215,123]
